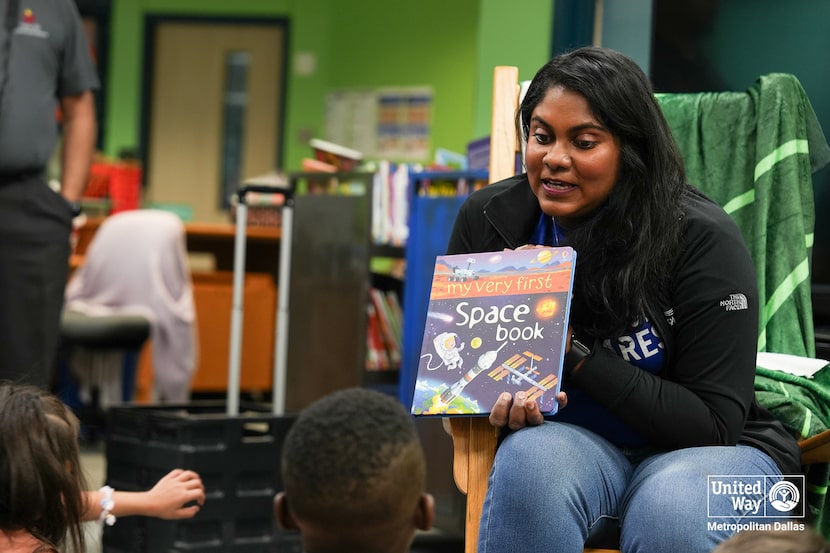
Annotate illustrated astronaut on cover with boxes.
[433,331,465,370]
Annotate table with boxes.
[73,217,281,394]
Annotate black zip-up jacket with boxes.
[447,174,801,474]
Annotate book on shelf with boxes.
[367,287,403,369]
[371,160,410,247]
[411,168,489,197]
[370,163,492,248]
[366,302,391,370]
[410,247,576,416]
[384,289,404,342]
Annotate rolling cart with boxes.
[228,184,294,415]
[103,185,298,553]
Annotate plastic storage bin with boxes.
[103,401,296,553]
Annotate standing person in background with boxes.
[447,46,801,552]
[0,0,99,388]
[275,387,435,553]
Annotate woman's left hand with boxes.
[488,390,567,430]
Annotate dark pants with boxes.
[0,174,73,387]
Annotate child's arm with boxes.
[83,468,205,522]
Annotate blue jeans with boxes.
[478,422,791,553]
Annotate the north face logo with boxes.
[720,293,748,311]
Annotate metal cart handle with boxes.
[228,185,294,416]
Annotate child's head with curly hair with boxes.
[275,387,433,553]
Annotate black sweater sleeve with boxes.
[571,196,759,449]
[447,199,476,255]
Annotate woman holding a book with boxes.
[447,46,801,552]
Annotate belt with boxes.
[0,169,47,184]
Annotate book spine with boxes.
[384,289,404,346]
[369,287,402,366]
[391,164,409,246]
[366,303,390,370]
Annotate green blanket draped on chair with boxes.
[657,73,830,535]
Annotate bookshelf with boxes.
[396,169,488,407]
[278,167,490,402]
[283,171,374,410]
[364,167,489,398]
[408,168,488,196]
[359,166,487,539]
[285,170,409,397]
[364,162,407,392]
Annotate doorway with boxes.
[141,17,287,223]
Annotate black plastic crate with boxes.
[103,401,296,553]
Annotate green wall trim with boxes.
[105,0,553,178]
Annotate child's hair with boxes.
[713,529,830,553]
[0,382,88,552]
[281,387,426,531]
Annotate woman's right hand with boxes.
[489,324,574,430]
[488,390,567,430]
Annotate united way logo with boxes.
[769,480,801,512]
[707,475,805,518]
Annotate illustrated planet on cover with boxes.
[536,249,552,264]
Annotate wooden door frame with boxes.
[139,14,290,189]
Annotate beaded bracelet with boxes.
[98,485,117,526]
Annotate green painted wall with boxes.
[473,0,555,139]
[325,0,479,162]
[275,0,334,171]
[103,0,553,172]
[104,0,325,172]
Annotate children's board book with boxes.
[411,246,576,417]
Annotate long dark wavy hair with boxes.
[519,46,688,337]
[0,382,88,553]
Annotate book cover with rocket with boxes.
[410,246,576,416]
